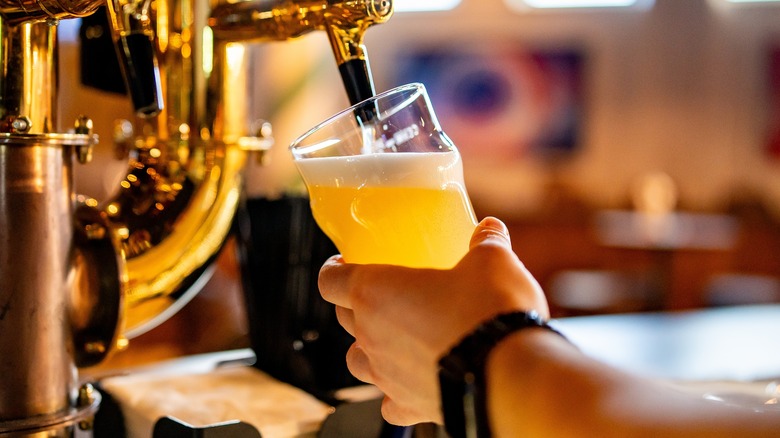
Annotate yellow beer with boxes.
[296,151,477,269]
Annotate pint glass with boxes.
[290,83,477,269]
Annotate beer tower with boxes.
[0,0,391,435]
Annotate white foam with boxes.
[294,151,465,188]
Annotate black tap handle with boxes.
[338,58,376,106]
[115,33,164,117]
[339,58,378,124]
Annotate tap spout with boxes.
[208,0,392,104]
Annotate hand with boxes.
[318,217,549,425]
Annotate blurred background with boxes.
[59,0,780,362]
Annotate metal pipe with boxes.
[0,14,120,436]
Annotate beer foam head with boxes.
[295,151,464,188]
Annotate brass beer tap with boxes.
[104,0,393,338]
[0,0,123,435]
[0,0,392,434]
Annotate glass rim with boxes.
[289,82,427,156]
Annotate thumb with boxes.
[469,217,512,250]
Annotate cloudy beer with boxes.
[295,150,477,269]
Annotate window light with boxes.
[507,0,654,9]
[712,0,780,10]
[393,0,461,12]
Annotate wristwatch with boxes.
[437,310,565,438]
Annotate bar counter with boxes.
[556,304,780,382]
[88,304,780,436]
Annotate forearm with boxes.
[486,329,780,438]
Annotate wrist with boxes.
[437,311,568,438]
[486,325,584,437]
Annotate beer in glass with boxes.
[290,83,477,269]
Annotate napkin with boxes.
[100,365,335,438]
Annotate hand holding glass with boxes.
[290,83,477,269]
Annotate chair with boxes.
[704,273,780,307]
[548,269,662,316]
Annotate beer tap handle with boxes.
[105,0,164,117]
[325,0,392,106]
[325,25,375,105]
[338,55,375,106]
[115,33,163,117]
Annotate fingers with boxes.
[346,343,437,426]
[381,395,439,426]
[320,254,423,314]
[345,343,374,385]
[470,216,511,250]
[318,255,353,308]
[334,306,355,337]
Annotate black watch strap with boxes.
[438,310,566,438]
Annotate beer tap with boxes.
[104,0,394,337]
[0,0,394,433]
[325,0,390,104]
[0,0,124,435]
[208,0,392,104]
[106,0,164,116]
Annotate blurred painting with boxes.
[394,44,584,163]
[393,44,584,217]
